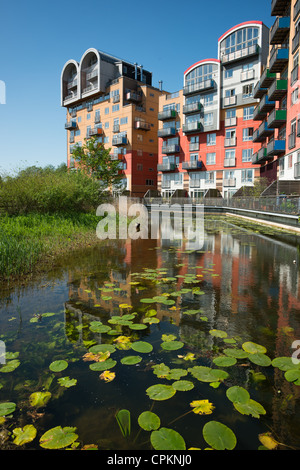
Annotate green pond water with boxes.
[1,216,300,450]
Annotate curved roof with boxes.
[184,58,220,77]
[218,21,263,43]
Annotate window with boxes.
[87,113,91,120]
[204,112,213,126]
[203,93,215,107]
[243,127,253,141]
[105,107,109,114]
[105,122,109,129]
[242,84,254,99]
[225,88,235,97]
[207,133,216,146]
[241,169,253,183]
[292,88,298,105]
[243,106,254,120]
[205,171,215,183]
[225,149,235,160]
[120,117,128,125]
[288,154,293,168]
[242,148,253,162]
[225,69,233,79]
[221,26,259,56]
[146,179,154,185]
[112,104,119,112]
[226,109,236,118]
[190,153,198,162]
[206,152,216,165]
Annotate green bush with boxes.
[0,165,102,215]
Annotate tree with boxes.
[72,137,124,192]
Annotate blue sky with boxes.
[0,0,273,175]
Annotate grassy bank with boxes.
[0,165,107,283]
[0,212,102,282]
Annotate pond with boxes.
[0,216,300,451]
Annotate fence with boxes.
[142,196,300,216]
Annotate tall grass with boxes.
[0,165,105,281]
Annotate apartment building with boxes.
[253,0,300,184]
[157,21,270,198]
[61,48,163,196]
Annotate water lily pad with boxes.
[213,356,237,367]
[121,356,142,365]
[57,377,77,388]
[161,341,184,351]
[226,386,250,404]
[40,426,78,449]
[89,359,117,371]
[272,357,299,371]
[284,369,300,385]
[0,401,16,416]
[223,348,249,359]
[132,341,153,353]
[150,427,186,450]
[138,411,160,431]
[49,360,68,372]
[209,329,228,338]
[172,380,194,391]
[89,344,116,354]
[234,399,266,418]
[203,421,237,450]
[29,391,51,408]
[242,341,267,354]
[12,425,37,446]
[128,323,147,330]
[146,384,176,401]
[0,359,20,373]
[248,353,271,367]
[188,366,228,383]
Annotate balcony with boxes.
[87,127,103,137]
[224,116,236,127]
[266,139,286,156]
[288,132,296,150]
[158,109,178,120]
[183,79,215,95]
[241,69,255,81]
[253,121,274,142]
[182,160,203,170]
[112,135,127,146]
[224,137,236,147]
[67,79,77,90]
[270,17,290,45]
[269,47,289,73]
[221,44,259,64]
[267,108,287,128]
[112,94,120,103]
[64,92,78,103]
[158,127,177,138]
[135,120,151,131]
[65,120,77,130]
[157,162,176,172]
[162,144,180,154]
[295,162,300,178]
[253,81,267,99]
[294,0,300,20]
[292,29,300,53]
[223,95,237,107]
[271,0,289,15]
[182,101,202,114]
[253,95,275,120]
[182,121,203,133]
[189,142,199,151]
[86,70,98,81]
[252,146,268,163]
[223,158,236,167]
[223,178,236,187]
[268,79,287,101]
[189,179,201,188]
[161,180,171,189]
[126,91,142,102]
[260,68,276,89]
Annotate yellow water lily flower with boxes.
[190,399,215,415]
